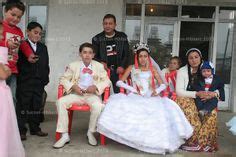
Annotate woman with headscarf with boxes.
[176,48,219,152]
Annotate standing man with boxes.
[92,14,130,93]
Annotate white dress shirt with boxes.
[204,75,213,91]
[28,39,37,52]
[78,62,93,90]
[205,75,213,85]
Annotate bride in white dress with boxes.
[97,43,193,154]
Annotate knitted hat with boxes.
[200,61,214,74]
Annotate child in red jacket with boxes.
[0,0,35,106]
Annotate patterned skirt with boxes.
[175,97,218,152]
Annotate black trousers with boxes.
[195,97,218,113]
[16,79,44,134]
[109,66,120,93]
[40,90,47,122]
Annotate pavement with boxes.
[22,102,236,157]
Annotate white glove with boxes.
[116,80,138,93]
[155,84,166,95]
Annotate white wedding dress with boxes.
[97,70,193,154]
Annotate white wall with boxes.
[46,0,124,102]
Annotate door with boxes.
[179,22,214,65]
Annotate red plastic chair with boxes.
[55,70,110,146]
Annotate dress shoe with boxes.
[20,134,27,141]
[53,137,70,149]
[30,131,48,137]
[87,132,97,146]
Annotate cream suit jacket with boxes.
[60,60,111,95]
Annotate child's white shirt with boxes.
[78,62,94,90]
[28,39,37,52]
[204,75,213,91]
[205,75,213,84]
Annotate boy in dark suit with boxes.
[194,61,225,118]
[16,22,50,140]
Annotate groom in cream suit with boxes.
[53,43,111,148]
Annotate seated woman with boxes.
[176,48,219,152]
[97,43,193,154]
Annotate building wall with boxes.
[231,24,236,112]
[46,0,124,101]
[3,0,236,111]
[144,0,236,6]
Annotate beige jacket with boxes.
[60,60,111,95]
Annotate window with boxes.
[126,4,142,16]
[125,3,142,63]
[215,23,234,84]
[145,4,178,17]
[219,7,236,20]
[125,20,141,41]
[182,6,215,18]
[146,24,174,68]
[125,19,141,63]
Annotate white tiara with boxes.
[133,43,150,53]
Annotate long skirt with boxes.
[175,97,218,152]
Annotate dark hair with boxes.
[136,48,149,56]
[186,49,203,68]
[136,48,150,59]
[5,0,25,13]
[169,56,182,67]
[79,42,94,53]
[27,22,43,31]
[186,49,203,91]
[136,48,150,67]
[103,14,116,23]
